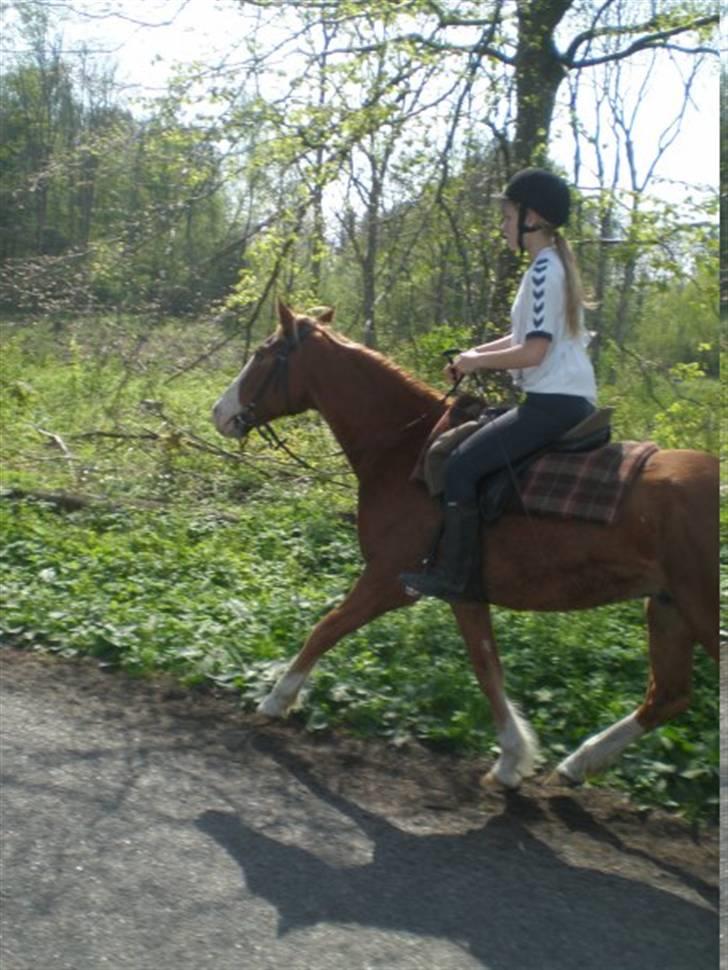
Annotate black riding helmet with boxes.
[502,168,571,251]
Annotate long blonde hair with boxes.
[552,230,589,338]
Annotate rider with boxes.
[401,167,597,601]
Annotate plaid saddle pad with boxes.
[516,441,659,524]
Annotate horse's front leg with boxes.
[258,568,408,717]
[452,602,539,788]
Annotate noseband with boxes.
[233,322,313,442]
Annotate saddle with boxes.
[478,407,613,523]
[413,403,656,526]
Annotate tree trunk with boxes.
[490,2,572,333]
[361,151,385,349]
[589,198,615,370]
[362,200,379,348]
[513,0,571,169]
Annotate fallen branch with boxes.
[34,427,79,477]
[68,424,353,488]
[0,487,133,512]
[0,487,242,520]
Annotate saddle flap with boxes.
[551,406,613,454]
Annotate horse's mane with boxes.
[300,320,442,405]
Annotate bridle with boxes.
[232,321,316,459]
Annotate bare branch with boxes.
[564,14,719,69]
[28,0,196,29]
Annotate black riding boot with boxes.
[400,500,482,602]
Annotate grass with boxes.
[0,315,720,822]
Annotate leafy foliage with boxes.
[0,490,718,821]
[597,341,720,453]
[0,2,719,352]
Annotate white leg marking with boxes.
[556,712,644,784]
[258,670,307,718]
[486,700,540,789]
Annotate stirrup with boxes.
[400,565,483,603]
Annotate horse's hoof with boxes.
[249,710,275,726]
[551,761,584,787]
[257,695,287,718]
[481,767,522,790]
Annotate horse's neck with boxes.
[309,338,442,475]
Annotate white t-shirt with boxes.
[508,246,597,404]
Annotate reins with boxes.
[236,327,514,478]
[239,323,451,463]
[350,351,466,450]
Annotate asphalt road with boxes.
[0,649,720,970]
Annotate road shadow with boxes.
[196,737,718,970]
[547,793,717,908]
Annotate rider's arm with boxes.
[472,333,512,353]
[455,336,549,374]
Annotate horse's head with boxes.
[212,300,334,439]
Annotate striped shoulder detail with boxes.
[531,256,549,329]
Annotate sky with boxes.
[2,0,720,204]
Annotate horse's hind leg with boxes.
[556,595,694,784]
[671,566,718,662]
[452,602,539,788]
[258,568,407,717]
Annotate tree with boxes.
[215,0,717,342]
[721,69,727,320]
[0,7,242,314]
[235,1,717,168]
[1,0,717,356]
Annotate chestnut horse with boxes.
[213,302,718,789]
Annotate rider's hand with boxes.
[453,350,480,374]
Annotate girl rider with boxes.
[401,168,596,601]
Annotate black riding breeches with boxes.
[443,392,595,504]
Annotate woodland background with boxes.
[0,0,722,820]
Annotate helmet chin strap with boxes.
[517,204,549,252]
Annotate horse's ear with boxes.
[277,299,297,339]
[306,305,335,326]
[314,306,335,325]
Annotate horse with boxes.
[212,301,719,789]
